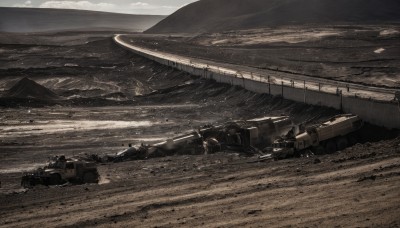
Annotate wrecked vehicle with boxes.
[271,114,364,159]
[21,156,99,188]
[200,116,293,153]
[96,132,204,163]
[97,145,149,163]
[151,131,205,156]
[90,116,294,163]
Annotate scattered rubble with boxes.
[89,116,293,163]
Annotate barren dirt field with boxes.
[0,32,399,227]
[128,25,400,88]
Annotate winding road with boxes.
[115,34,399,102]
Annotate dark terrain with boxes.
[0,32,399,227]
[0,7,165,33]
[147,0,400,34]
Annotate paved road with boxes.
[115,35,399,102]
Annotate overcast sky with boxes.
[0,0,198,15]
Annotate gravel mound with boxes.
[4,77,60,101]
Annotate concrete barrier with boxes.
[114,37,400,129]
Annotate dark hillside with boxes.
[0,7,165,33]
[146,0,400,33]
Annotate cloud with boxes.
[130,2,152,9]
[11,0,192,15]
[39,1,115,12]
[13,0,33,7]
[129,1,177,14]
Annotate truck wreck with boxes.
[271,114,364,159]
[89,114,364,163]
[102,116,293,162]
[200,116,293,153]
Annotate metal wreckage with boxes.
[95,114,363,163]
[21,114,363,187]
[91,116,293,163]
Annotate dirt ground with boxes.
[127,25,400,88]
[1,139,400,228]
[0,32,399,227]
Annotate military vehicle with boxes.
[146,116,294,156]
[95,132,205,163]
[152,131,204,155]
[99,116,293,163]
[199,116,293,153]
[21,156,99,188]
[272,114,363,159]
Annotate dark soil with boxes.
[129,25,400,88]
[0,32,399,227]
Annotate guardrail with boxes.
[157,51,398,101]
[114,35,400,129]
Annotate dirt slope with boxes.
[1,137,399,227]
[146,0,400,34]
[4,77,60,100]
[0,7,165,33]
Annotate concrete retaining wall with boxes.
[115,38,400,129]
[342,97,400,129]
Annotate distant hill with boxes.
[4,77,60,100]
[146,0,400,34]
[0,7,166,33]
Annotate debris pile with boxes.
[93,114,373,163]
[92,116,293,163]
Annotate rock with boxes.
[357,175,377,182]
[247,209,262,215]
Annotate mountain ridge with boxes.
[146,0,400,34]
[0,7,166,33]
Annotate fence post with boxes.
[340,90,343,111]
[267,76,271,94]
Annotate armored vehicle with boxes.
[21,156,99,187]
